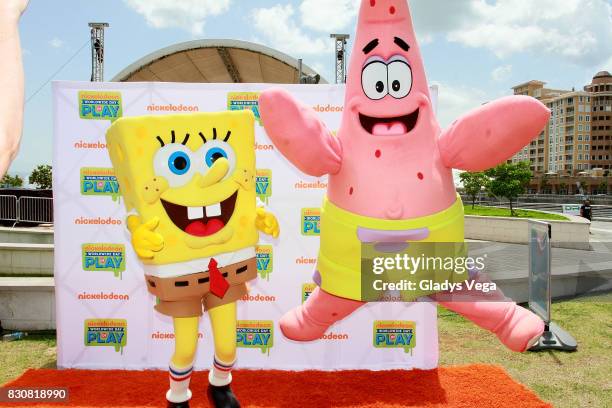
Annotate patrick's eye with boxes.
[387,60,412,99]
[205,147,228,167]
[168,151,191,175]
[362,61,388,100]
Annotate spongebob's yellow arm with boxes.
[255,207,279,238]
[126,215,165,259]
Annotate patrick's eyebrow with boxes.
[394,37,410,51]
[362,39,379,54]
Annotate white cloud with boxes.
[432,81,488,128]
[491,65,512,81]
[252,4,331,56]
[49,38,64,48]
[299,0,359,33]
[411,0,612,67]
[123,0,231,36]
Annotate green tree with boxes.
[29,165,52,189]
[459,171,489,209]
[598,181,608,195]
[1,173,23,187]
[485,161,532,216]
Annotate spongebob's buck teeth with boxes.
[205,203,222,217]
[187,206,204,220]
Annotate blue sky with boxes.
[10,0,612,176]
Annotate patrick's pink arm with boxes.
[259,88,342,177]
[438,96,550,171]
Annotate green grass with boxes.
[464,205,569,221]
[438,293,612,408]
[0,333,56,385]
[1,294,610,408]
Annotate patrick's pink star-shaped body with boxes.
[260,0,547,354]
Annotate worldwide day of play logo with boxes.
[78,91,122,122]
[255,169,272,204]
[82,243,126,279]
[84,318,127,352]
[236,320,273,355]
[80,167,120,201]
[301,208,321,236]
[302,283,317,304]
[373,321,416,354]
[255,245,273,280]
[227,92,261,125]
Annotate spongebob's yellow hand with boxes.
[127,215,165,259]
[255,207,280,238]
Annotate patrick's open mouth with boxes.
[161,191,238,237]
[359,108,419,136]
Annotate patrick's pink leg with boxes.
[430,271,544,352]
[280,287,364,341]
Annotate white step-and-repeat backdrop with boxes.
[52,81,440,371]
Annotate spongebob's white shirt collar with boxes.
[142,246,255,279]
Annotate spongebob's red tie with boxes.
[208,258,229,298]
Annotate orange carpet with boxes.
[1,365,551,407]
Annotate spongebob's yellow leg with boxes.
[166,316,199,404]
[208,301,237,386]
[172,316,199,367]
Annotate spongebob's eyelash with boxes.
[156,130,190,147]
[199,128,231,144]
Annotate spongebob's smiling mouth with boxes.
[161,191,238,237]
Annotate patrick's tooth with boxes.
[187,206,204,220]
[206,203,222,217]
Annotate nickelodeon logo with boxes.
[236,320,273,354]
[255,245,273,280]
[255,169,272,204]
[79,91,122,122]
[82,243,125,279]
[74,216,122,226]
[294,180,327,190]
[373,321,416,353]
[255,142,274,151]
[151,331,204,340]
[312,104,343,113]
[301,208,321,236]
[296,256,317,265]
[77,292,129,301]
[240,293,277,303]
[84,318,127,352]
[302,283,317,303]
[74,140,107,150]
[228,92,261,125]
[147,103,199,113]
[80,167,120,201]
[319,332,349,341]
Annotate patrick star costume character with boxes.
[260,0,549,352]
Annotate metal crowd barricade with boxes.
[17,196,54,224]
[0,195,19,222]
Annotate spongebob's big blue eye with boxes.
[168,151,191,175]
[205,147,228,167]
[153,144,195,187]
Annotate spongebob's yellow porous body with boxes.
[105,110,279,405]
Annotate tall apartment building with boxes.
[510,71,612,175]
[585,71,612,171]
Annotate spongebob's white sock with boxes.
[208,355,235,387]
[166,363,193,403]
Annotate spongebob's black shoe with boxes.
[207,384,240,408]
[166,399,189,408]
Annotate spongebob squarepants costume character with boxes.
[106,110,279,408]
